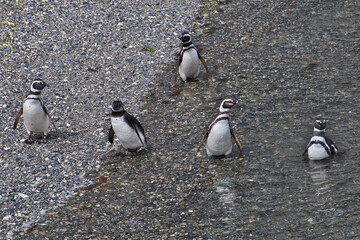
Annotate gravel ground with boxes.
[0,0,203,238]
[2,0,360,239]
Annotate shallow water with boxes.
[136,69,359,238]
[126,0,360,237]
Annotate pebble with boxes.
[17,193,29,200]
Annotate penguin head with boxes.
[219,99,238,113]
[112,100,125,112]
[179,31,191,43]
[31,79,47,92]
[314,119,327,131]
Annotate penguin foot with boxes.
[123,150,133,155]
[25,136,34,144]
[41,135,48,144]
[179,76,189,85]
[136,146,147,153]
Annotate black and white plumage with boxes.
[13,79,57,144]
[108,100,147,153]
[304,119,338,161]
[177,31,209,83]
[197,99,242,157]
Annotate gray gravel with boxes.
[0,0,202,238]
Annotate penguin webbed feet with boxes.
[41,134,48,144]
[25,134,34,144]
[181,78,190,86]
[24,132,48,144]
[120,146,147,155]
[135,146,147,153]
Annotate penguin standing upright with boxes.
[304,119,338,160]
[197,99,242,157]
[13,79,57,144]
[108,100,147,153]
[177,30,209,83]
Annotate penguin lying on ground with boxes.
[13,79,57,144]
[197,99,242,157]
[108,100,147,153]
[177,30,210,83]
[304,119,338,160]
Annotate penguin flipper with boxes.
[175,56,181,82]
[178,51,183,68]
[198,52,210,74]
[230,129,242,152]
[325,137,338,154]
[134,124,146,146]
[125,113,146,147]
[108,126,115,144]
[41,103,57,131]
[197,130,209,153]
[303,141,311,156]
[302,148,308,156]
[13,106,23,130]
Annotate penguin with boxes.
[177,30,209,83]
[304,119,338,161]
[108,100,147,153]
[13,79,57,144]
[197,99,242,157]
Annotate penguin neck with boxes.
[217,110,229,117]
[26,90,42,100]
[209,112,230,131]
[111,110,125,117]
[29,90,41,95]
[182,41,194,48]
[219,105,231,114]
[314,128,325,136]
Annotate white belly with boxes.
[179,49,201,81]
[206,121,232,156]
[308,144,330,161]
[23,100,49,133]
[111,117,145,150]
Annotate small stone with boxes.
[18,193,29,199]
[3,215,11,221]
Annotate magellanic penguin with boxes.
[108,100,147,153]
[13,79,57,144]
[177,30,210,83]
[303,119,338,161]
[197,99,242,157]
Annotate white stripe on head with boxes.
[112,100,124,112]
[219,99,235,113]
[30,80,47,94]
[183,34,191,42]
